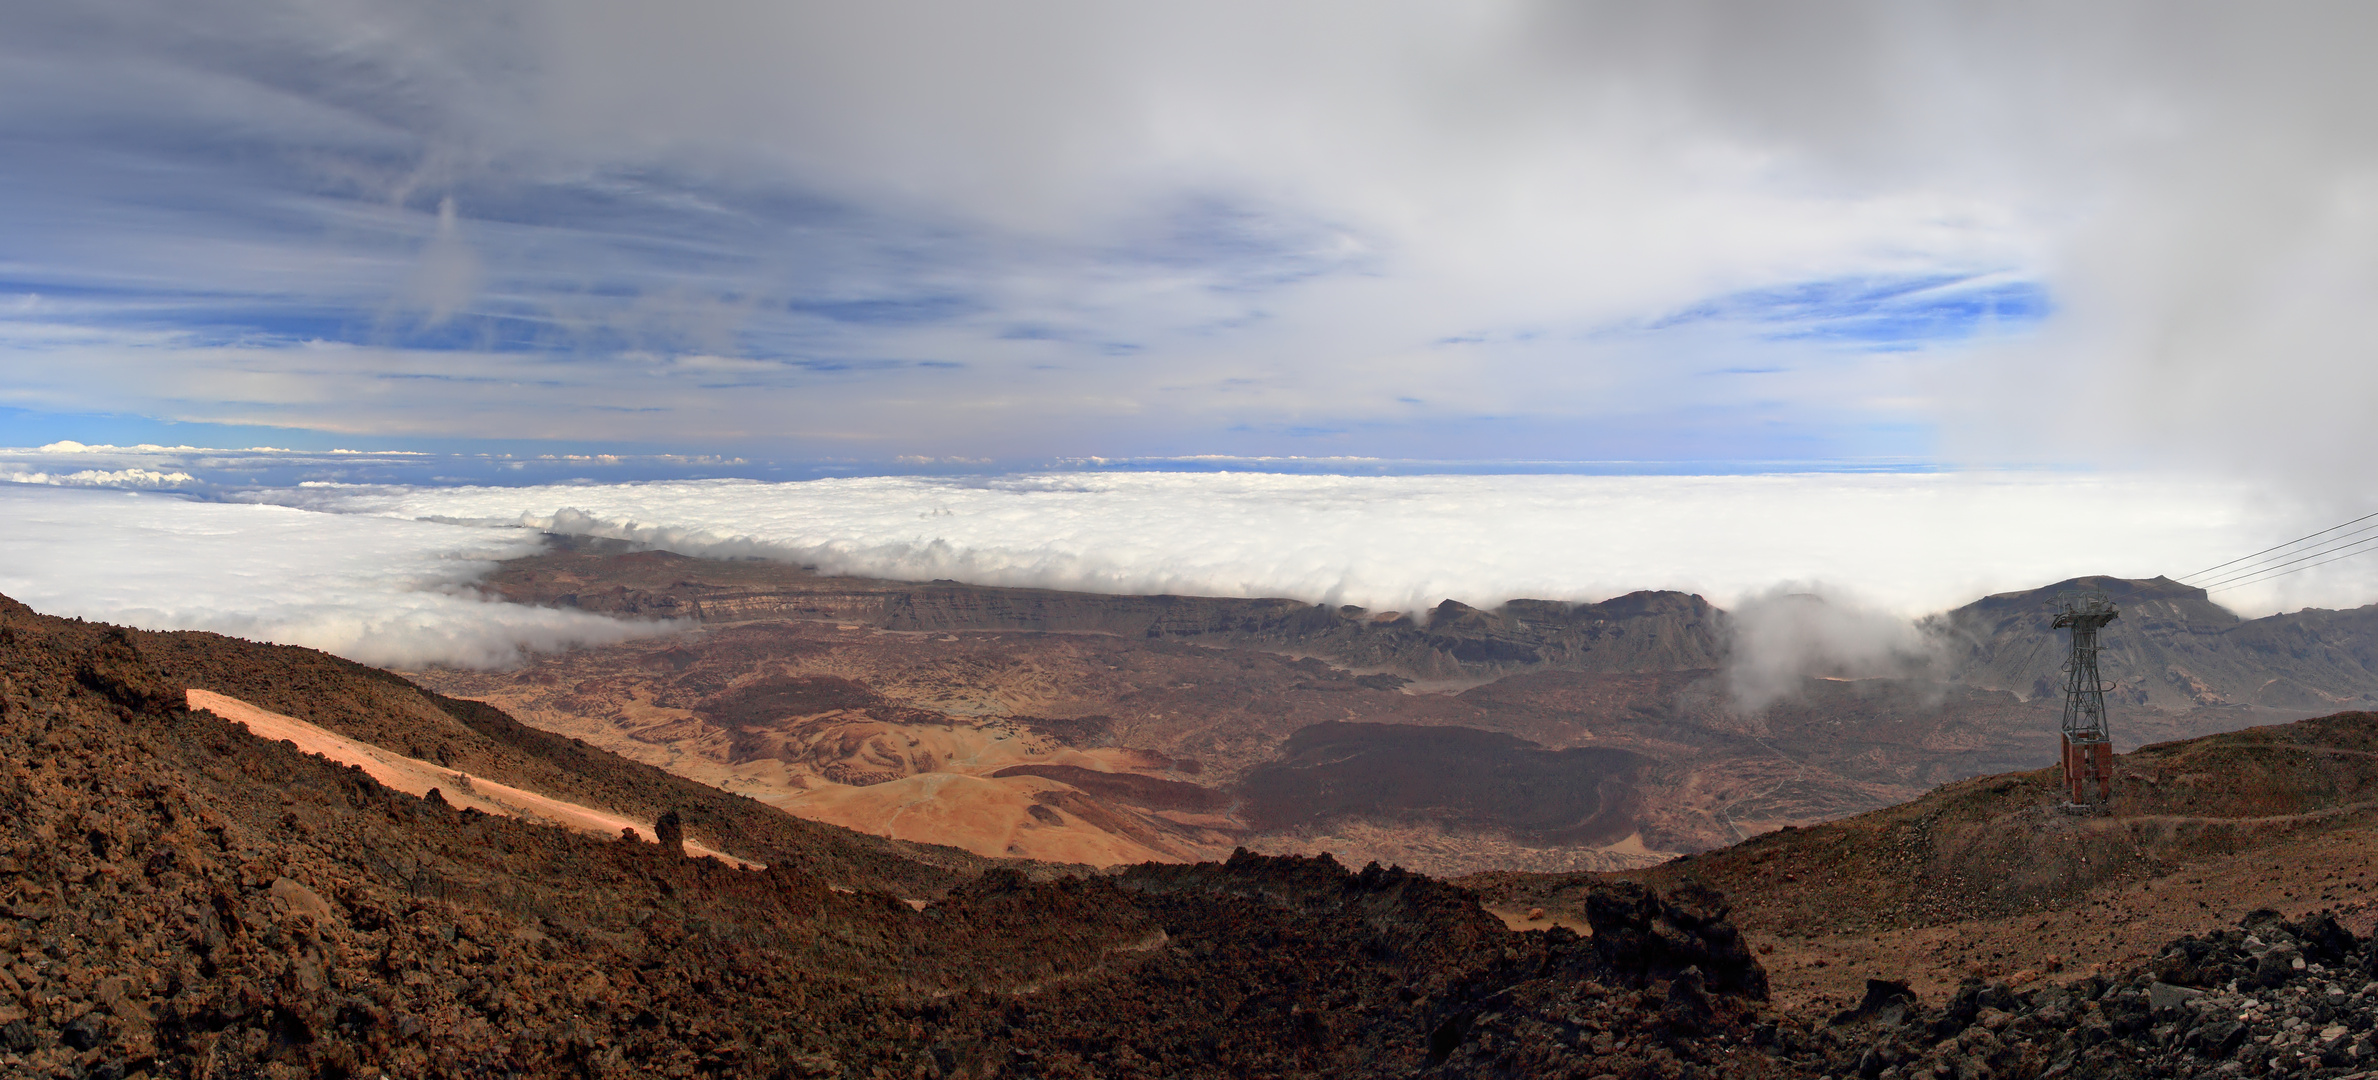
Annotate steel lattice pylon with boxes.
[2050,592,2120,804]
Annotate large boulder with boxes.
[1584,881,1769,999]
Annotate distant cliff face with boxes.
[1939,575,2378,712]
[482,543,2378,712]
[485,536,1729,682]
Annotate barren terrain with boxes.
[18,588,2378,1076]
[405,541,2322,875]
[1467,708,2378,1019]
[0,596,1791,1079]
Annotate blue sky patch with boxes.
[1656,273,2051,351]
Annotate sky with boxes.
[7,1,2373,475]
[8,3,2378,670]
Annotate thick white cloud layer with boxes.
[0,484,669,669]
[277,470,2363,621]
[12,469,2369,699]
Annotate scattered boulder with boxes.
[60,1012,103,1051]
[1832,978,1918,1027]
[654,808,686,854]
[1584,880,1769,999]
[2187,1019,2248,1058]
[1820,908,2378,1079]
[2146,980,2204,1017]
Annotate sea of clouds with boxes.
[7,468,2371,685]
[280,470,2306,617]
[0,484,668,669]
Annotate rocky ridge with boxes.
[1939,576,2378,712]
[494,540,2378,711]
[482,537,1729,681]
[1,591,1794,1079]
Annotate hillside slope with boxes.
[1469,708,2378,1014]
[0,592,1789,1079]
[21,590,2378,1078]
[132,621,1011,896]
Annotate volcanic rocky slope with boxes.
[1,592,1802,1079]
[21,592,2378,1077]
[1459,707,2378,1053]
[1762,909,2378,1080]
[134,624,1015,897]
[1639,709,2378,936]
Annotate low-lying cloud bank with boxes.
[0,485,670,669]
[274,469,2355,707]
[15,469,2368,693]
[280,470,2336,618]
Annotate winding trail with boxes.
[186,688,763,868]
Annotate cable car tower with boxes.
[2050,592,2119,805]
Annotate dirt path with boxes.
[187,688,762,868]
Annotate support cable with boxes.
[2193,531,2378,591]
[2180,510,2378,582]
[2206,537,2378,593]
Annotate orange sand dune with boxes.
[186,689,760,868]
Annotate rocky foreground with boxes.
[14,586,2378,1079]
[3,593,1786,1079]
[1782,910,2378,1079]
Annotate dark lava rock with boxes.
[1832,977,1917,1027]
[1586,879,1770,999]
[1819,907,2378,1079]
[2187,1019,2248,1057]
[60,1013,102,1051]
[1241,721,1651,846]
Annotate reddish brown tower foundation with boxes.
[2061,734,2113,804]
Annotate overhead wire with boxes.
[2180,510,2378,584]
[2182,509,2378,594]
[2204,536,2378,592]
[2191,527,2378,591]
